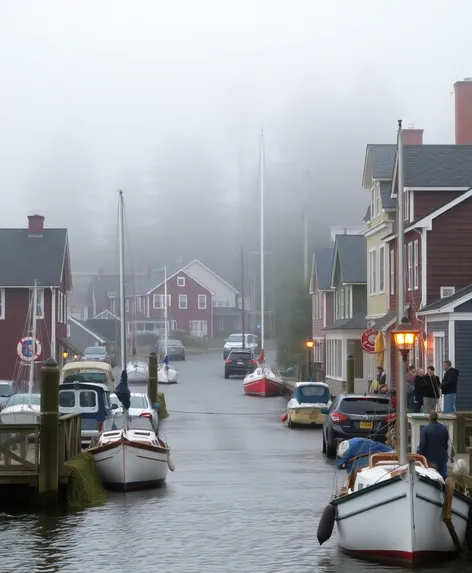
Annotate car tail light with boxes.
[226,359,233,364]
[249,359,256,364]
[140,412,153,420]
[180,346,184,350]
[331,412,348,423]
[385,413,396,423]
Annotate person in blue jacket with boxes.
[417,410,449,479]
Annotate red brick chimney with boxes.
[454,78,472,144]
[403,128,423,145]
[28,214,45,236]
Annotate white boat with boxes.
[158,265,179,384]
[285,382,331,427]
[127,359,148,384]
[91,415,174,492]
[243,131,283,398]
[0,402,40,424]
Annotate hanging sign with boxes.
[360,329,376,353]
[17,337,42,362]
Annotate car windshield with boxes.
[167,340,182,346]
[84,347,106,355]
[227,335,243,342]
[295,385,330,404]
[7,394,41,406]
[130,395,147,408]
[0,383,12,396]
[102,414,153,432]
[339,397,391,415]
[63,370,107,384]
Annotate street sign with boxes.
[17,337,42,362]
[360,329,376,353]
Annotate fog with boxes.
[1,0,471,275]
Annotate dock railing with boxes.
[0,424,40,473]
[58,413,82,469]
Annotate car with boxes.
[321,394,395,458]
[224,348,257,379]
[110,392,159,432]
[223,333,259,359]
[161,339,186,361]
[82,346,111,364]
[0,380,15,410]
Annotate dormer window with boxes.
[177,276,185,287]
[370,183,381,219]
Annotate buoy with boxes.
[281,412,288,423]
[167,453,176,472]
[317,503,336,546]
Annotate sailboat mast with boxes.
[164,265,168,354]
[260,130,265,358]
[118,190,127,371]
[29,279,38,396]
[396,121,407,464]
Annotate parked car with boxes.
[110,392,158,432]
[224,348,257,379]
[223,333,259,359]
[160,339,185,361]
[321,394,394,458]
[0,380,15,410]
[82,346,111,364]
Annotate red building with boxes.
[0,215,72,382]
[310,247,334,371]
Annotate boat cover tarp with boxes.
[294,385,330,404]
[337,438,392,473]
[115,369,131,410]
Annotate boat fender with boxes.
[466,504,472,549]
[167,453,176,472]
[317,503,336,546]
[281,412,288,423]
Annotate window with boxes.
[63,294,67,323]
[407,243,413,291]
[58,291,62,323]
[137,297,142,312]
[379,245,385,293]
[179,294,188,309]
[326,339,342,379]
[433,333,445,380]
[177,276,185,287]
[198,294,207,309]
[413,240,419,290]
[370,183,381,219]
[189,320,207,337]
[440,286,455,298]
[66,324,70,337]
[36,288,44,318]
[335,289,343,319]
[347,339,364,378]
[404,189,410,221]
[344,286,351,319]
[59,391,75,408]
[0,289,4,319]
[79,390,97,409]
[152,294,170,309]
[375,184,381,217]
[390,249,395,295]
[368,250,376,295]
[125,299,130,312]
[314,292,320,320]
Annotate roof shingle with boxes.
[418,284,472,313]
[335,235,367,284]
[324,313,367,331]
[313,247,334,291]
[403,145,472,187]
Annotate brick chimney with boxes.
[454,78,472,144]
[28,214,45,236]
[403,126,423,145]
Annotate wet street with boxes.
[1,351,472,572]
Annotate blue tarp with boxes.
[294,385,330,404]
[337,438,392,473]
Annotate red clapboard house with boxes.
[0,215,72,383]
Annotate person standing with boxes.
[413,368,425,413]
[441,360,459,414]
[417,410,449,479]
[407,365,416,411]
[370,366,386,394]
[422,366,441,413]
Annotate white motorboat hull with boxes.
[332,466,471,565]
[91,434,170,492]
[158,366,178,384]
[0,405,40,424]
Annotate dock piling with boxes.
[148,352,158,410]
[38,357,60,508]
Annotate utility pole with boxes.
[241,246,245,348]
[303,170,310,285]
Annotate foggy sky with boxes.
[1,0,471,273]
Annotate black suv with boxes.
[224,349,257,379]
[322,394,395,458]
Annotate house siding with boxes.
[326,291,334,326]
[366,222,393,319]
[353,285,367,315]
[426,321,448,366]
[427,196,472,304]
[455,321,472,410]
[312,276,326,339]
[455,300,472,312]
[413,191,464,220]
[389,233,422,312]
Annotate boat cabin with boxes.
[292,382,332,406]
[60,361,115,391]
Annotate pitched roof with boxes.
[363,205,371,223]
[379,181,396,210]
[67,316,105,354]
[370,305,410,331]
[0,228,68,287]
[400,145,472,188]
[183,259,239,293]
[81,318,120,342]
[332,234,367,286]
[417,284,472,314]
[324,313,367,331]
[313,247,334,291]
[363,144,397,187]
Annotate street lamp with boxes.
[392,317,420,363]
[62,351,68,360]
[305,336,315,381]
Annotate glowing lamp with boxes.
[392,318,420,355]
[305,336,315,350]
[62,351,68,359]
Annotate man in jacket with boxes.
[417,410,449,479]
[422,366,440,413]
[441,360,459,413]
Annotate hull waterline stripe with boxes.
[340,547,457,565]
[336,493,406,521]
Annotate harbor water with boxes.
[1,352,471,573]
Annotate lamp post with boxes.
[392,317,420,463]
[305,336,315,381]
[62,351,68,362]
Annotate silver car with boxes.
[110,392,159,432]
[223,333,259,359]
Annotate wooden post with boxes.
[148,352,158,409]
[38,357,60,508]
[346,354,355,394]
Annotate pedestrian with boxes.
[413,368,425,413]
[407,365,416,411]
[370,366,386,394]
[441,360,459,414]
[422,366,441,413]
[417,410,449,479]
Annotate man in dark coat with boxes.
[417,410,449,479]
[441,360,459,413]
[422,366,440,413]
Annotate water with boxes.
[1,352,471,572]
